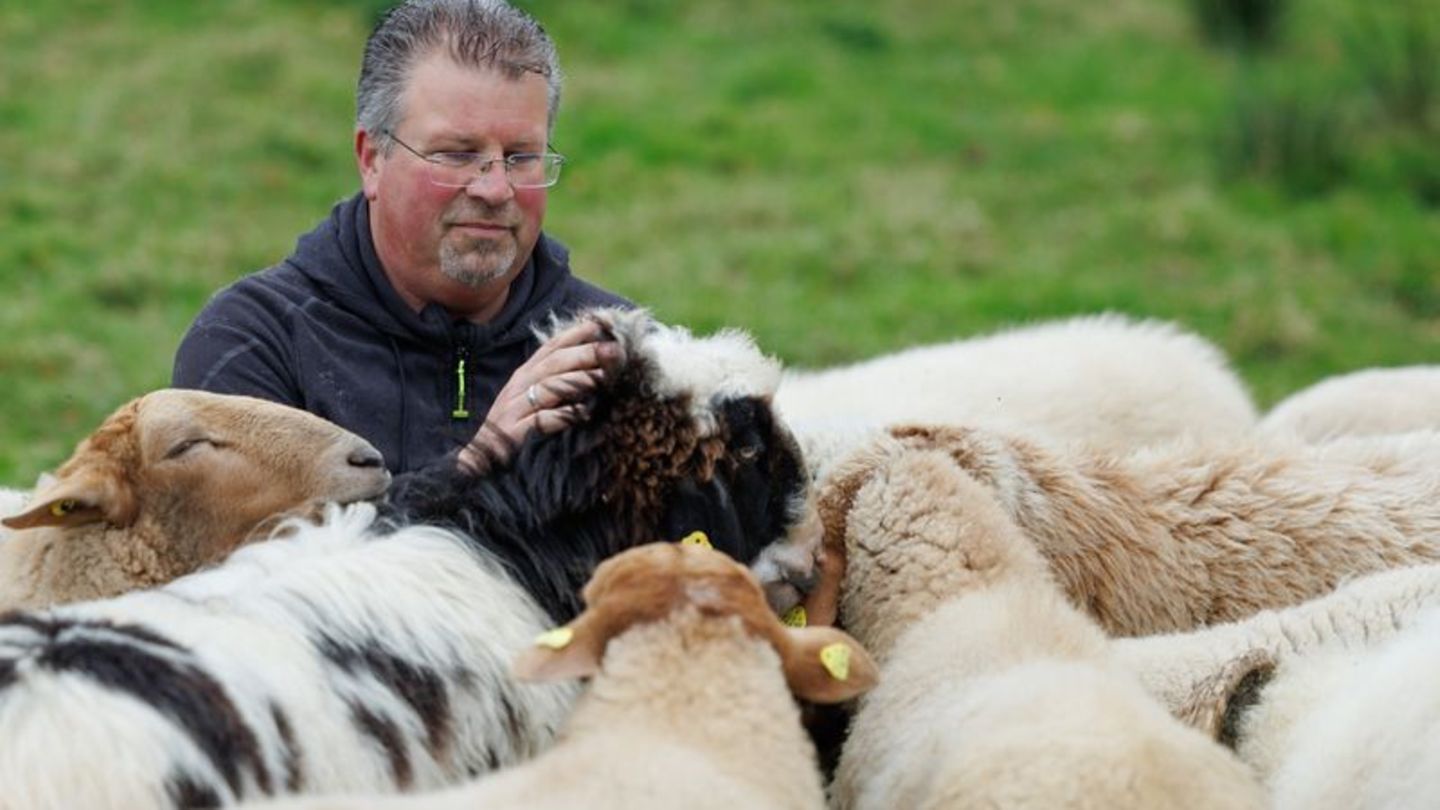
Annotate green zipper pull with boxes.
[452,352,471,419]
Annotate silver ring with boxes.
[526,383,542,410]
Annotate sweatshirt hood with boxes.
[288,192,576,349]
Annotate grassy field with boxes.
[1,0,1436,485]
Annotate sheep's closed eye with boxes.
[164,437,222,460]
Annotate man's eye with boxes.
[433,152,479,168]
[507,153,542,167]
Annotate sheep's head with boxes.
[513,541,878,704]
[0,390,391,605]
[396,308,824,623]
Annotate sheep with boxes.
[240,542,879,810]
[818,434,1265,809]
[1111,563,1440,809]
[775,314,1258,479]
[0,390,392,610]
[0,487,28,518]
[816,423,1440,637]
[1259,365,1440,442]
[0,307,822,808]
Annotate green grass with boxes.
[1,0,1436,485]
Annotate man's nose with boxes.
[464,160,515,201]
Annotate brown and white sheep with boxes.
[0,389,391,610]
[825,423,1440,637]
[818,435,1264,809]
[242,541,878,810]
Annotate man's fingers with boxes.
[530,319,606,362]
[529,403,588,435]
[527,340,622,381]
[524,370,604,411]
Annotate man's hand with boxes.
[457,319,624,474]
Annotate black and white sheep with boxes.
[0,309,819,809]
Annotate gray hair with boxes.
[357,0,563,149]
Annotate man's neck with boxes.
[371,223,513,323]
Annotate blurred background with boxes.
[0,0,1436,484]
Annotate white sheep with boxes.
[1259,365,1440,442]
[0,389,392,611]
[241,542,878,810]
[0,308,825,808]
[818,435,1264,809]
[775,314,1258,479]
[1111,563,1440,810]
[0,487,28,518]
[832,423,1440,637]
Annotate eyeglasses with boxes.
[383,130,565,189]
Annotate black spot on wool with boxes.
[270,703,304,793]
[0,614,271,798]
[165,772,223,809]
[318,635,453,756]
[382,345,808,624]
[349,700,413,788]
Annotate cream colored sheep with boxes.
[242,541,878,810]
[0,486,29,532]
[0,389,391,609]
[819,436,1264,810]
[1260,365,1440,442]
[841,423,1440,637]
[1112,564,1440,809]
[776,314,1258,480]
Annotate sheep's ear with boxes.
[781,626,879,704]
[1173,647,1277,747]
[511,612,611,682]
[1,471,135,530]
[798,539,846,628]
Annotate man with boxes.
[173,0,628,474]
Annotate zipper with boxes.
[452,345,471,419]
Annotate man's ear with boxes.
[511,611,613,682]
[1173,647,1277,747]
[1,470,136,530]
[356,127,383,201]
[781,626,879,704]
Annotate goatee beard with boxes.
[439,238,518,288]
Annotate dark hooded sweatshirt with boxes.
[172,192,630,474]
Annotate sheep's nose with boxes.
[347,445,385,469]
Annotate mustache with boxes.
[443,201,521,227]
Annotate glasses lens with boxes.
[425,154,479,188]
[422,154,564,189]
[509,155,563,189]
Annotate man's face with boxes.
[359,52,550,315]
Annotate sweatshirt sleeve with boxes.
[171,284,304,407]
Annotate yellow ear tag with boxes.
[534,627,574,650]
[819,643,851,681]
[678,531,712,549]
[49,499,76,518]
[782,605,808,628]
